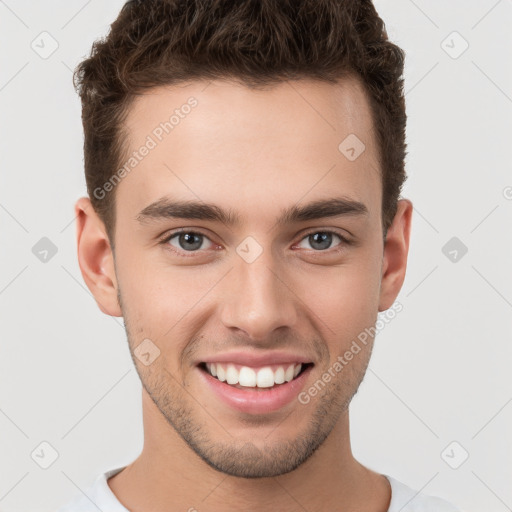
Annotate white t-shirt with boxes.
[57,467,462,512]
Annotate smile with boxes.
[201,362,312,389]
[197,356,315,414]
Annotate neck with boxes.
[108,390,391,512]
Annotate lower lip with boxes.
[198,365,313,415]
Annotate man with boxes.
[59,0,462,510]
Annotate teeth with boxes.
[239,366,256,387]
[274,366,285,384]
[226,364,238,385]
[284,364,295,382]
[256,367,274,388]
[216,364,226,382]
[205,363,304,388]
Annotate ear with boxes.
[378,198,413,312]
[75,197,122,317]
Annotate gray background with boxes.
[1,1,511,511]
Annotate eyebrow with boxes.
[137,196,369,227]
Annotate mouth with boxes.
[198,362,313,390]
[196,359,315,415]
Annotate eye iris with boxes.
[310,232,332,250]
[179,232,202,251]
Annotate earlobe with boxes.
[75,197,122,317]
[378,199,413,312]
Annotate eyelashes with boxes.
[159,228,352,257]
[293,230,350,251]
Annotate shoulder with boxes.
[56,467,128,512]
[385,474,463,512]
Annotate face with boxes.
[78,77,411,478]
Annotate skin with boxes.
[76,77,412,512]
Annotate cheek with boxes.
[298,253,382,347]
[117,244,207,318]
[116,255,219,357]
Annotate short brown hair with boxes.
[73,0,407,243]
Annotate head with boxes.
[75,0,412,478]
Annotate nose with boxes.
[219,251,298,343]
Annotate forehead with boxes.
[117,77,381,225]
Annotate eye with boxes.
[295,230,348,251]
[162,230,216,253]
[159,228,351,258]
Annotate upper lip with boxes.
[198,351,314,367]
